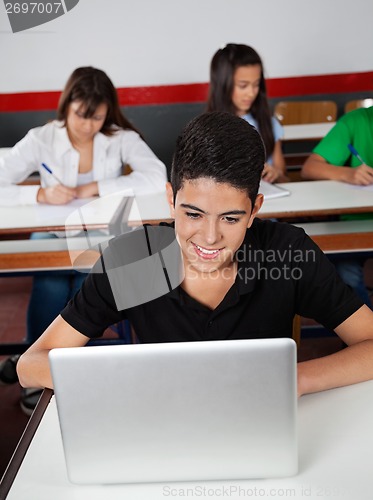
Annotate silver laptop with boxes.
[49,338,298,484]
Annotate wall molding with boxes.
[0,71,372,112]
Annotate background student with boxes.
[0,66,167,412]
[207,43,286,183]
[17,111,373,397]
[301,105,373,309]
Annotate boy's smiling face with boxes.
[166,178,263,277]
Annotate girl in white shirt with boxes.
[0,67,166,205]
[0,67,167,411]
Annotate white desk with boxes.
[128,181,373,221]
[0,192,130,235]
[0,236,109,273]
[0,182,372,272]
[294,220,373,253]
[282,122,335,142]
[126,182,373,254]
[2,380,373,499]
[259,180,373,219]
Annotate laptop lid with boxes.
[49,338,298,484]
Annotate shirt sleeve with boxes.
[292,230,363,330]
[0,132,41,206]
[97,131,167,197]
[60,254,125,338]
[271,117,284,142]
[313,117,352,166]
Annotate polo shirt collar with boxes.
[167,226,261,303]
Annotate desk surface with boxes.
[259,180,373,219]
[3,380,373,500]
[128,180,373,223]
[0,193,129,235]
[0,236,107,272]
[282,122,335,141]
[0,181,372,273]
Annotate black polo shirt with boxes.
[61,219,363,342]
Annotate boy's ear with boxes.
[166,182,175,217]
[247,193,264,228]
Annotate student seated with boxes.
[17,111,373,397]
[207,43,286,183]
[0,66,167,413]
[301,106,373,309]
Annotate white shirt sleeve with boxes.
[0,132,41,206]
[97,131,167,197]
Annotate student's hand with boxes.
[343,164,373,186]
[37,185,77,205]
[75,181,99,198]
[262,163,282,183]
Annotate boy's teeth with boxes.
[196,244,219,254]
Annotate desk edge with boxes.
[0,388,53,498]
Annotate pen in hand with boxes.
[41,162,64,184]
[347,144,369,166]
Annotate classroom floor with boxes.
[1,262,372,479]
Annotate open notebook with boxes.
[259,180,290,199]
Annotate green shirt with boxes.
[313,106,373,220]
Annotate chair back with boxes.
[274,100,337,125]
[344,98,373,114]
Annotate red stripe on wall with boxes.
[0,72,372,112]
[266,72,373,97]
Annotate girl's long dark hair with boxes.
[57,66,142,137]
[207,44,274,159]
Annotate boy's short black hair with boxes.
[171,111,265,205]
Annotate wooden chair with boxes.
[274,100,337,125]
[344,98,373,114]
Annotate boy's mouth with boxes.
[192,242,223,260]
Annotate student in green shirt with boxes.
[302,106,373,308]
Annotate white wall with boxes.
[1,0,372,93]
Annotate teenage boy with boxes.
[18,112,373,396]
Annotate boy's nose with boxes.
[204,221,220,245]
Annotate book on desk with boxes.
[259,180,290,200]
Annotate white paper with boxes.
[259,180,290,199]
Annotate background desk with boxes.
[126,183,373,254]
[0,193,129,236]
[282,122,335,142]
[2,380,373,499]
[1,182,372,273]
[128,181,373,222]
[0,237,105,273]
[258,180,373,219]
[281,123,335,181]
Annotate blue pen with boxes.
[347,144,368,166]
[41,163,63,184]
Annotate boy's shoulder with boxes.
[105,222,177,266]
[248,218,308,248]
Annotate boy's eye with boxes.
[75,110,85,118]
[186,212,201,219]
[224,216,239,224]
